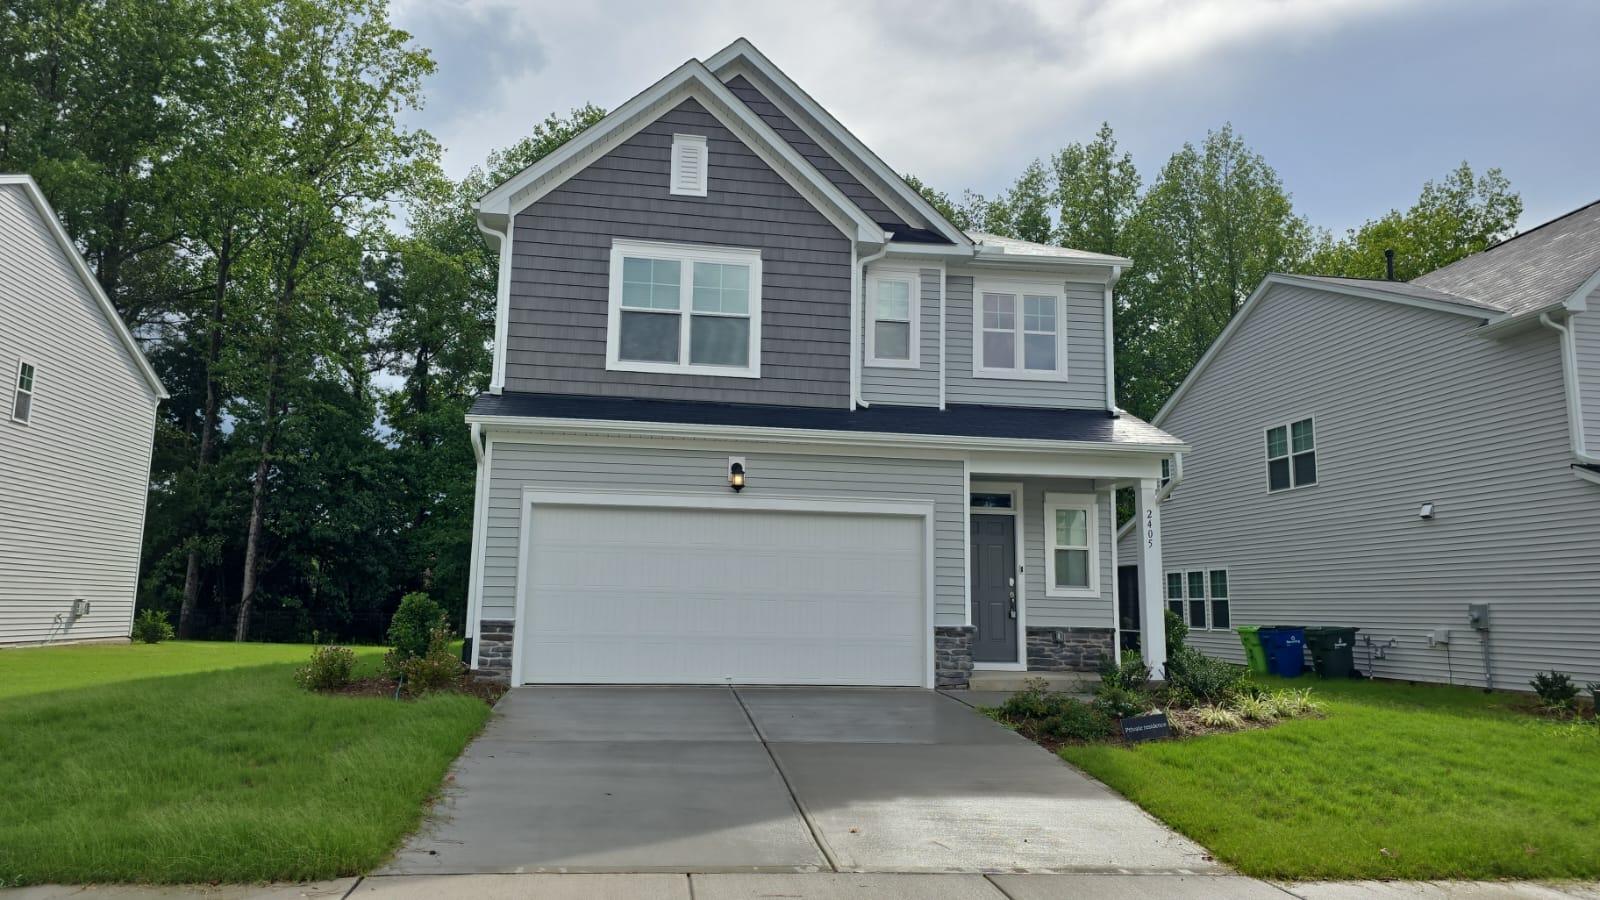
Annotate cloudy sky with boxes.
[391,0,1598,235]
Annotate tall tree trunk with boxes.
[178,228,232,638]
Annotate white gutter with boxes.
[852,237,893,408]
[1104,265,1122,413]
[1538,312,1600,466]
[476,220,512,395]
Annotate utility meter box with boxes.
[1428,628,1451,647]
[1467,604,1490,631]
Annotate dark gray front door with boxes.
[971,514,1017,663]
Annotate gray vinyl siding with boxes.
[1018,479,1116,629]
[945,275,1108,409]
[480,442,967,625]
[0,183,158,645]
[506,98,852,407]
[1574,301,1600,447]
[1152,283,1600,689]
[722,74,906,228]
[860,265,940,407]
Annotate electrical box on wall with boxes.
[1467,604,1490,631]
[1427,629,1451,647]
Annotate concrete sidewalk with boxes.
[8,875,1600,899]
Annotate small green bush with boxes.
[1040,700,1115,741]
[1100,649,1151,692]
[295,645,356,691]
[998,678,1066,720]
[1194,705,1243,728]
[1165,647,1248,706]
[398,624,463,695]
[1093,683,1148,720]
[387,592,446,669]
[1165,608,1188,655]
[130,609,174,644]
[1231,693,1279,722]
[1531,671,1580,711]
[1268,687,1324,717]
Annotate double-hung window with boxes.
[1186,571,1207,628]
[973,279,1066,379]
[1166,573,1184,620]
[11,361,35,424]
[606,239,762,378]
[1166,568,1231,629]
[1044,493,1098,597]
[1266,417,1317,491]
[867,269,919,367]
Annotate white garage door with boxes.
[519,499,928,686]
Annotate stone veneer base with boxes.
[934,625,976,689]
[1025,626,1115,672]
[475,619,514,683]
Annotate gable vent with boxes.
[670,133,708,197]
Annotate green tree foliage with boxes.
[1302,163,1522,281]
[1052,123,1140,256]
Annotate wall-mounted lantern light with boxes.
[728,457,746,492]
[1419,501,1436,520]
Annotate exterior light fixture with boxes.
[1419,501,1435,520]
[728,458,746,492]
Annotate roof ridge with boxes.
[1454,196,1600,259]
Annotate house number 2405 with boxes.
[1146,509,1156,549]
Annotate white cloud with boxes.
[396,0,1425,190]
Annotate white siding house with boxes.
[0,175,168,645]
[1119,202,1600,691]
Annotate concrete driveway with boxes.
[383,686,1217,875]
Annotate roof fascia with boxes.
[704,39,972,249]
[0,174,168,400]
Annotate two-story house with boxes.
[1118,201,1600,690]
[0,174,167,645]
[461,40,1186,688]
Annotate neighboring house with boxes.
[1118,201,1600,690]
[462,39,1186,688]
[0,174,168,646]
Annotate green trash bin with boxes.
[1236,625,1269,675]
[1304,626,1360,679]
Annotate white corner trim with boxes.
[970,276,1069,382]
[604,238,763,379]
[0,175,168,401]
[865,265,922,369]
[465,428,491,665]
[1042,491,1101,599]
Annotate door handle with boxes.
[1009,595,1017,619]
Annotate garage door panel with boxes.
[521,503,927,686]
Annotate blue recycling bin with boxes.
[1259,626,1306,677]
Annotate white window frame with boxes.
[1167,568,1231,631]
[1207,568,1231,631]
[866,267,921,369]
[605,238,762,379]
[669,133,708,197]
[1165,571,1184,621]
[1265,416,1318,493]
[971,277,1068,381]
[11,359,35,425]
[1043,492,1099,599]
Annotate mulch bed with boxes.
[997,704,1319,751]
[326,674,507,706]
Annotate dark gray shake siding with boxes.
[723,74,906,228]
[861,266,942,407]
[506,98,852,407]
[945,275,1109,409]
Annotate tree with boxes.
[1053,123,1141,256]
[1302,163,1522,281]
[901,173,969,230]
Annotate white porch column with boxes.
[1136,478,1168,678]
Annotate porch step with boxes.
[968,671,1098,693]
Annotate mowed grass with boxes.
[0,642,492,885]
[1062,676,1600,880]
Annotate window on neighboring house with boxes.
[1044,493,1098,597]
[1187,570,1207,628]
[1160,458,1172,488]
[1168,569,1232,630]
[11,361,35,424]
[669,134,708,197]
[1166,572,1184,620]
[1266,417,1317,491]
[974,280,1065,379]
[606,240,761,377]
[1209,569,1230,629]
[868,270,919,367]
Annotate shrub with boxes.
[1165,647,1248,706]
[1164,608,1188,655]
[1231,693,1279,722]
[1531,671,1580,711]
[130,609,174,644]
[398,624,463,695]
[998,678,1067,720]
[1194,705,1243,728]
[1093,683,1148,720]
[1100,649,1151,692]
[1269,687,1324,717]
[1039,700,1115,741]
[1588,682,1599,715]
[295,645,356,691]
[387,592,446,668]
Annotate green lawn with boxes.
[0,641,492,885]
[1063,677,1600,881]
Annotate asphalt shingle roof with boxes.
[471,391,1183,447]
[1412,200,1600,315]
[1285,275,1498,312]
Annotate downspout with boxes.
[1538,313,1600,466]
[1104,265,1122,414]
[852,237,893,408]
[463,423,487,668]
[476,219,511,395]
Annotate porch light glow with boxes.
[729,461,746,492]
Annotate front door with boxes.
[971,514,1017,663]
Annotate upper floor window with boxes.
[669,134,708,197]
[11,361,35,424]
[1044,492,1098,598]
[973,279,1066,380]
[867,269,919,368]
[1266,417,1317,492]
[606,239,761,378]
